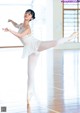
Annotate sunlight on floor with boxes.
[63,50,80,104]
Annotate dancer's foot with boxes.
[56,32,78,46]
[68,32,78,41]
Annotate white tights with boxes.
[27,53,39,99]
[38,32,77,51]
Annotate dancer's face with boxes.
[24,12,32,21]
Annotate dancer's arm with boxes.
[2,27,31,38]
[8,19,21,28]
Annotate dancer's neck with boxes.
[23,21,30,28]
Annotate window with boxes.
[63,2,80,42]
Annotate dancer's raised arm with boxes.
[8,19,21,28]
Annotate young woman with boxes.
[2,9,77,105]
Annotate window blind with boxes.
[63,3,80,42]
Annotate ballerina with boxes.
[2,9,78,105]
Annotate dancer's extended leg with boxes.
[38,32,77,51]
[27,53,39,105]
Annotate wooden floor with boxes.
[27,49,80,113]
[0,49,80,113]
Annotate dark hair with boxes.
[25,9,35,20]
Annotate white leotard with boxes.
[18,24,41,57]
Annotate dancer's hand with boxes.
[2,28,9,32]
[8,19,12,22]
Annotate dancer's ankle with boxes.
[27,97,30,105]
[27,91,33,105]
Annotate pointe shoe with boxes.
[68,32,78,41]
